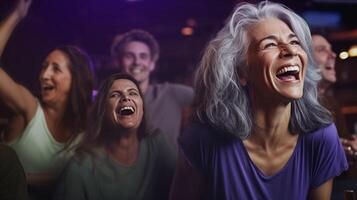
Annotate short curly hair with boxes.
[111,29,160,62]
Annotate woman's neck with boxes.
[42,98,69,122]
[249,97,293,149]
[43,101,72,142]
[107,132,140,166]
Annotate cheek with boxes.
[136,100,144,118]
[122,64,132,73]
[300,51,308,69]
[248,55,270,80]
[62,76,72,91]
[38,69,47,81]
[122,58,133,67]
[148,61,156,71]
[138,106,144,117]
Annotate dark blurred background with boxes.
[1,0,357,131]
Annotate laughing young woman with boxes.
[0,0,93,198]
[169,2,347,200]
[54,73,176,200]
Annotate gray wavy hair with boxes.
[193,1,332,138]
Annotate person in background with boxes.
[111,29,194,148]
[311,34,356,155]
[312,34,349,135]
[0,144,28,200]
[55,73,176,200]
[312,34,357,199]
[0,0,94,198]
[170,2,347,200]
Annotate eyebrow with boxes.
[128,88,139,92]
[52,62,60,67]
[123,50,149,54]
[109,88,139,93]
[315,44,331,49]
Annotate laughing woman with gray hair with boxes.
[169,2,347,200]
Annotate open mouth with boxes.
[276,65,300,81]
[42,85,55,91]
[117,106,135,116]
[325,66,335,71]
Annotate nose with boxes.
[121,94,131,102]
[279,44,297,58]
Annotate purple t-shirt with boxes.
[179,122,348,200]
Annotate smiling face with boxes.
[106,79,144,132]
[39,50,72,105]
[312,35,337,84]
[119,41,155,85]
[246,17,307,102]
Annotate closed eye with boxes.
[53,64,63,73]
[290,40,301,46]
[123,53,134,60]
[129,91,139,96]
[110,92,121,98]
[139,53,150,60]
[263,42,278,49]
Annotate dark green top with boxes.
[0,144,28,200]
[54,131,176,200]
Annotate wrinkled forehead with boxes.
[109,79,139,92]
[247,17,295,45]
[312,35,331,48]
[43,50,72,71]
[45,49,69,62]
[121,41,151,55]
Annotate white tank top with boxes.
[9,102,80,177]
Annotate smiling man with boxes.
[110,29,194,149]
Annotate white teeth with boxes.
[42,84,54,90]
[276,65,300,76]
[120,106,134,112]
[118,106,135,116]
[132,68,142,74]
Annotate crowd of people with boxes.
[0,0,354,200]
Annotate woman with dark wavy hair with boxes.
[170,2,347,200]
[0,0,93,198]
[55,73,176,200]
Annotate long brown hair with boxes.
[45,45,94,144]
[77,73,147,154]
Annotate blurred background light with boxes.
[302,11,341,28]
[348,45,357,57]
[181,27,194,36]
[339,51,349,60]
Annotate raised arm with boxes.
[0,0,36,137]
[0,0,32,56]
